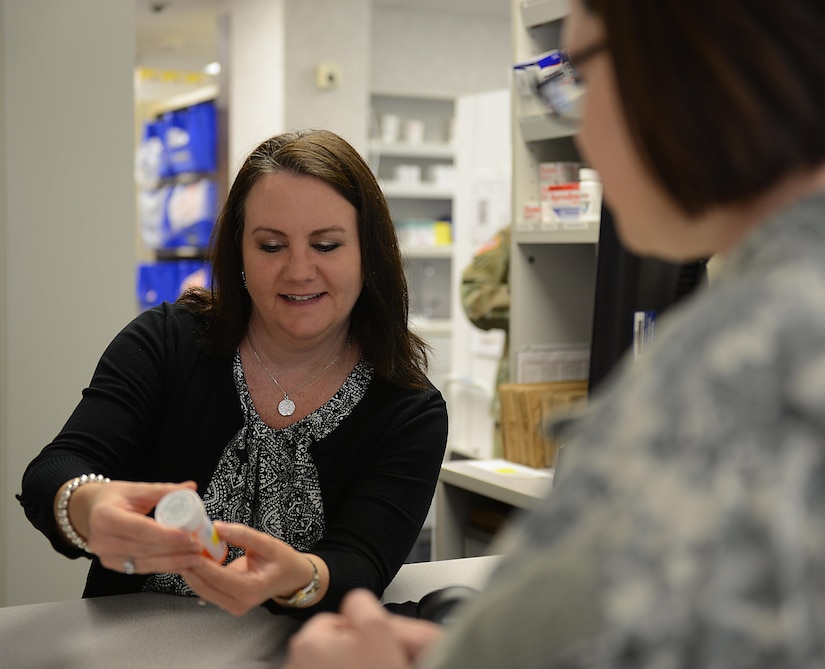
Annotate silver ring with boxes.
[123,558,136,575]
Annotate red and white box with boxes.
[541,183,585,230]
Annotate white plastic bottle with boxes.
[155,489,228,562]
[578,167,603,224]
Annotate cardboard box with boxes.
[500,381,587,469]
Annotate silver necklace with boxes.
[248,332,350,417]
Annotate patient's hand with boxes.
[284,589,444,669]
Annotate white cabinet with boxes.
[448,89,512,460]
[369,93,457,393]
[508,0,598,380]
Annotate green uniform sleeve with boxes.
[460,227,511,332]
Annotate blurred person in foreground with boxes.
[285,0,825,665]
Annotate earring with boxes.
[241,270,247,290]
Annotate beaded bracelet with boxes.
[56,474,111,551]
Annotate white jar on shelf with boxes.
[578,168,602,223]
[380,114,401,143]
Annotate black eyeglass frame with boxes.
[565,39,609,72]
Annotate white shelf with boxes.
[401,244,453,259]
[518,114,577,143]
[509,0,598,381]
[442,459,551,508]
[513,224,599,245]
[369,140,455,160]
[370,92,456,398]
[142,85,219,117]
[520,0,570,29]
[381,181,455,199]
[410,317,453,335]
[435,459,553,559]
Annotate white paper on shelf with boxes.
[516,343,590,383]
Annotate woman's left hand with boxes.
[180,521,328,616]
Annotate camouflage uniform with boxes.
[460,226,511,425]
[422,194,825,668]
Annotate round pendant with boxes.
[278,398,296,417]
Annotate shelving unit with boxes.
[434,459,552,559]
[369,93,458,393]
[368,139,454,160]
[381,182,455,199]
[403,245,453,260]
[520,0,569,28]
[134,85,221,310]
[509,0,598,380]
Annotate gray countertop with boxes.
[0,555,499,668]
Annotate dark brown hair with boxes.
[179,129,431,389]
[583,0,825,215]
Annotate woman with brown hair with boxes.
[284,0,825,665]
[18,129,448,617]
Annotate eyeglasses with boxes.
[536,40,608,124]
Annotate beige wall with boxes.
[371,4,510,97]
[226,0,372,173]
[1,0,138,605]
[0,0,6,606]
[225,0,287,171]
[283,0,372,153]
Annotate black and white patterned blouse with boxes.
[144,353,373,597]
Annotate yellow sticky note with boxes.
[494,467,519,475]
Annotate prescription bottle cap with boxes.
[579,168,600,183]
[155,489,204,532]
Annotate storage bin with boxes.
[499,381,587,469]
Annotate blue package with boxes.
[136,260,212,311]
[163,100,217,176]
[136,261,179,310]
[137,119,171,185]
[139,184,172,250]
[161,179,217,249]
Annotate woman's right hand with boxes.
[53,479,206,574]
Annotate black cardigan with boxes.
[18,302,448,614]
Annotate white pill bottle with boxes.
[578,167,603,224]
[155,489,228,562]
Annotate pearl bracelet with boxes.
[56,474,111,551]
